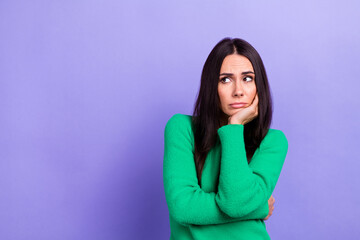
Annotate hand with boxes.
[228,93,259,125]
[264,195,275,221]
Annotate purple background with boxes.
[1,0,359,239]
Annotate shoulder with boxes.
[260,128,288,152]
[164,113,194,137]
[165,113,192,128]
[164,114,195,150]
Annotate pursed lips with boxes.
[229,103,247,108]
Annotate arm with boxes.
[215,123,288,218]
[163,114,271,226]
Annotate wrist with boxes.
[228,120,244,125]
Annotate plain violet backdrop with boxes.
[1,0,359,239]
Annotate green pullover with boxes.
[163,114,288,240]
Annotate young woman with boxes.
[163,37,288,240]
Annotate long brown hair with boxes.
[191,37,273,187]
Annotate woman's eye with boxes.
[220,77,231,83]
[244,76,253,82]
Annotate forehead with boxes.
[220,54,254,72]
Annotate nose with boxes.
[233,81,244,97]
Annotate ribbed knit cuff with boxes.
[217,124,245,151]
[217,123,251,176]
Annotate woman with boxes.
[163,37,288,240]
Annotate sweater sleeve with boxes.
[163,114,273,226]
[215,124,288,218]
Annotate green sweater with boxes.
[163,114,288,240]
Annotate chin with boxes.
[229,108,240,113]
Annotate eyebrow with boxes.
[219,71,255,76]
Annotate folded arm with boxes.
[215,123,288,218]
[163,114,288,226]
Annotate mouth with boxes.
[229,103,247,108]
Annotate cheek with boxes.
[247,84,257,99]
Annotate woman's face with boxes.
[217,54,257,119]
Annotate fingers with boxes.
[264,195,276,221]
[269,195,275,204]
[253,93,259,116]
